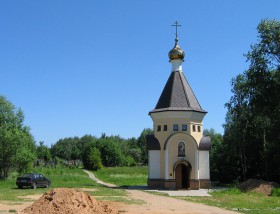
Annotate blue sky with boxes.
[1,1,280,146]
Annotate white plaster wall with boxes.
[199,151,210,179]
[148,151,161,178]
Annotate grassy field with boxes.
[1,166,280,214]
[0,166,126,203]
[179,188,280,214]
[93,166,148,187]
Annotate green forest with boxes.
[1,19,279,184]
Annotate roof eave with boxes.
[149,108,208,115]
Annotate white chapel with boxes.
[147,23,211,190]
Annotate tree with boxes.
[97,138,123,167]
[224,19,280,182]
[51,137,80,160]
[137,128,153,165]
[204,129,223,181]
[36,141,51,161]
[87,147,102,170]
[80,135,98,169]
[0,95,36,178]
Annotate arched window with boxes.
[178,141,185,157]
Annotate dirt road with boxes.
[84,170,238,214]
[110,189,238,214]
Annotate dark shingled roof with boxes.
[146,134,161,150]
[149,71,207,114]
[199,136,211,151]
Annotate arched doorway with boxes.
[175,162,191,189]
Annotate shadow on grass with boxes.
[102,185,149,191]
[119,185,148,190]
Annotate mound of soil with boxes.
[239,179,279,196]
[20,188,118,214]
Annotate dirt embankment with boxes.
[239,179,279,196]
[20,188,117,214]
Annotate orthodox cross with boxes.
[171,21,181,38]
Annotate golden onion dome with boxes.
[168,37,185,61]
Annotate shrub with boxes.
[123,156,137,167]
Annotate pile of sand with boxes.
[21,188,118,214]
[239,179,279,196]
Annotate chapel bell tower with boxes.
[147,22,211,190]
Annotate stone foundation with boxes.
[148,179,206,190]
[189,179,199,190]
[163,179,176,190]
[147,179,164,189]
[199,179,211,189]
[147,179,176,190]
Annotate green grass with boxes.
[178,188,280,214]
[0,166,127,203]
[93,166,148,187]
[38,166,97,188]
[0,178,47,202]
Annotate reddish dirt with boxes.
[19,188,117,214]
[239,179,279,196]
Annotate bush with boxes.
[123,156,137,167]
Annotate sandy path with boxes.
[110,189,237,214]
[84,170,238,214]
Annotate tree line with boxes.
[48,129,152,170]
